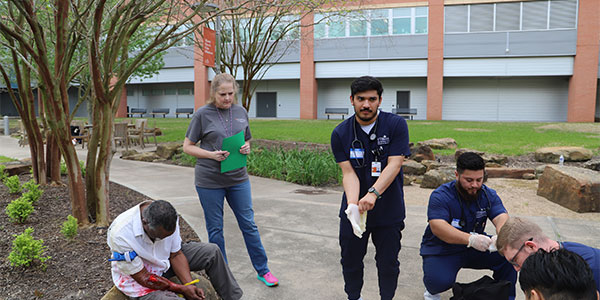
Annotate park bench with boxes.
[175,108,194,118]
[128,108,146,118]
[150,108,169,118]
[392,108,417,120]
[325,108,349,120]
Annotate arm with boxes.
[339,161,360,206]
[182,137,228,162]
[357,155,404,213]
[492,213,509,235]
[239,140,250,155]
[429,219,471,245]
[170,250,205,299]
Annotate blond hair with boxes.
[207,73,239,105]
[497,217,546,255]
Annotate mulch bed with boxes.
[0,175,200,300]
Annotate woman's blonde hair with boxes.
[207,73,239,105]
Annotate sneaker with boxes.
[424,290,441,300]
[257,271,279,287]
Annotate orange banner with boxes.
[202,27,216,67]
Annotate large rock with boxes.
[583,159,600,171]
[101,272,217,300]
[122,152,163,162]
[537,165,600,213]
[410,144,435,162]
[486,167,535,179]
[421,160,445,171]
[482,154,508,165]
[454,148,485,161]
[1,161,32,176]
[534,146,593,163]
[418,138,457,150]
[420,167,455,189]
[156,142,183,159]
[402,160,427,175]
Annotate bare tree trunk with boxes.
[85,101,111,227]
[46,133,62,184]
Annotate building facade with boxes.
[117,0,600,122]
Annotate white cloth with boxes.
[345,204,367,238]
[107,201,182,297]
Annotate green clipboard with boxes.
[221,130,247,173]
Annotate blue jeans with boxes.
[195,180,269,276]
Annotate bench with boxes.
[150,108,169,118]
[175,108,194,118]
[325,108,349,120]
[128,108,146,118]
[392,108,417,120]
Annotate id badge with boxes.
[371,161,381,177]
[350,148,364,159]
[451,218,462,229]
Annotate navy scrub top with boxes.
[420,181,507,256]
[331,111,411,228]
[562,241,600,292]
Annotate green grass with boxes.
[0,156,18,163]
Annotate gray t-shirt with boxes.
[185,103,252,188]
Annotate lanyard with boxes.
[216,106,233,137]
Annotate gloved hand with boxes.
[467,233,492,252]
[345,204,366,238]
[488,235,498,252]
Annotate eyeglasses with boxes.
[508,237,533,267]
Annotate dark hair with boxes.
[519,248,597,300]
[351,76,383,97]
[142,200,178,232]
[456,152,485,174]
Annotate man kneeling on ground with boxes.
[107,200,243,300]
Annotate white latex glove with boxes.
[467,233,492,252]
[488,235,498,252]
[345,204,366,238]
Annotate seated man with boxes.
[107,200,243,300]
[519,248,599,300]
[497,216,600,292]
[419,152,517,300]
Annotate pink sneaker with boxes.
[257,271,279,287]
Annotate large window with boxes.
[315,6,428,39]
[445,0,578,33]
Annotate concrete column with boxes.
[194,30,210,110]
[567,0,600,122]
[426,0,444,121]
[300,13,318,120]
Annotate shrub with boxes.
[8,227,50,270]
[5,197,34,223]
[0,165,7,181]
[22,180,43,204]
[61,215,78,240]
[172,152,196,167]
[60,160,86,177]
[3,175,22,194]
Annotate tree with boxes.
[210,0,356,112]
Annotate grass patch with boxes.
[0,156,17,163]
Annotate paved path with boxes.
[2,135,600,300]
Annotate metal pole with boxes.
[215,15,221,74]
[3,116,9,136]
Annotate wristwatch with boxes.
[368,187,381,199]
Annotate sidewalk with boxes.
[2,135,600,300]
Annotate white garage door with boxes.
[443,77,569,121]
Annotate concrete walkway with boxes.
[2,135,599,300]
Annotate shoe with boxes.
[257,271,279,287]
[424,290,441,300]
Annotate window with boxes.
[178,88,192,95]
[445,5,468,33]
[522,1,548,30]
[142,89,151,96]
[349,12,366,36]
[392,8,411,34]
[314,14,326,39]
[165,89,176,95]
[470,4,494,32]
[328,15,346,37]
[370,9,389,36]
[126,89,134,96]
[415,7,428,34]
[495,2,521,31]
[549,0,577,29]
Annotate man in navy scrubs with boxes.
[420,152,516,300]
[331,76,410,300]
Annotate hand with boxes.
[344,203,364,238]
[467,233,492,252]
[212,150,229,162]
[179,284,205,300]
[489,235,498,252]
[239,143,250,155]
[357,193,377,214]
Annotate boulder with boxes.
[522,173,536,180]
[402,160,427,175]
[485,162,503,168]
[455,148,485,161]
[486,167,536,179]
[535,165,550,179]
[421,160,444,171]
[418,138,457,150]
[156,142,183,159]
[534,147,593,163]
[1,161,32,176]
[482,154,508,165]
[537,165,600,213]
[410,144,435,162]
[583,159,600,172]
[101,272,218,300]
[420,167,455,189]
[120,149,139,158]
[122,152,162,162]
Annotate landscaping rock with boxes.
[454,148,485,161]
[486,167,536,179]
[482,154,508,165]
[534,146,593,163]
[535,165,549,179]
[418,138,457,150]
[120,149,139,158]
[537,165,600,213]
[410,144,435,162]
[583,159,600,171]
[522,173,536,180]
[485,162,503,168]
[402,160,427,175]
[1,161,32,176]
[420,167,455,189]
[156,142,182,159]
[421,160,444,171]
[122,152,162,162]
